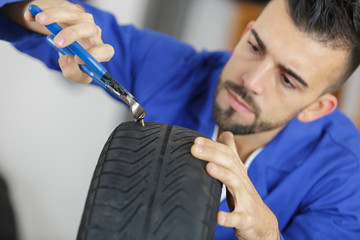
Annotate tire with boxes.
[0,175,17,240]
[77,121,222,240]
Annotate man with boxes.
[0,0,359,239]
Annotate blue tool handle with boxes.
[46,35,106,87]
[29,4,107,78]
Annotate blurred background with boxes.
[0,0,359,239]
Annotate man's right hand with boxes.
[0,0,114,84]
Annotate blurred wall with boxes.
[339,66,360,123]
[180,0,234,51]
[0,1,147,239]
[143,0,234,51]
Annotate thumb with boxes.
[58,55,92,84]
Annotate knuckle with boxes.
[75,23,96,40]
[84,13,94,23]
[96,25,102,36]
[83,22,99,36]
[74,4,85,12]
[83,22,93,32]
[83,38,96,48]
[104,45,115,61]
[65,1,84,12]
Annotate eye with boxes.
[247,41,260,54]
[281,75,296,89]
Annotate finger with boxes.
[194,137,231,155]
[206,162,237,185]
[34,8,93,26]
[206,162,245,196]
[217,211,245,228]
[30,0,86,14]
[24,8,36,22]
[218,132,238,154]
[50,22,102,49]
[73,44,115,64]
[191,138,234,168]
[58,55,92,84]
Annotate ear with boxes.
[297,94,338,123]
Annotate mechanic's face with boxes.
[213,0,349,135]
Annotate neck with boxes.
[218,127,284,162]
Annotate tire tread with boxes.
[77,122,221,240]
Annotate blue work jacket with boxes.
[1,0,360,239]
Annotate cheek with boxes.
[216,86,230,107]
[223,42,251,78]
[260,94,290,116]
[261,96,306,120]
[222,58,248,82]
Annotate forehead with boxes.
[253,0,349,90]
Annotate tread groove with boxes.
[161,174,187,192]
[108,136,160,153]
[112,130,161,140]
[170,142,193,154]
[101,159,152,178]
[162,188,188,207]
[153,205,189,234]
[95,173,150,194]
[142,124,172,239]
[164,162,192,177]
[94,187,146,211]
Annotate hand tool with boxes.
[29,4,146,126]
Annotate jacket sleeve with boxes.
[0,0,137,82]
[0,0,201,106]
[0,0,61,71]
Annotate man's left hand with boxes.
[191,132,280,240]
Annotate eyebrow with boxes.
[251,29,266,52]
[279,64,309,88]
[250,29,309,88]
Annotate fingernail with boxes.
[36,13,46,22]
[55,35,65,47]
[195,145,203,153]
[195,137,205,145]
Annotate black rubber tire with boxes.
[0,175,17,240]
[77,121,222,240]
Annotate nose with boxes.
[242,59,273,95]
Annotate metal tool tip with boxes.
[139,119,145,127]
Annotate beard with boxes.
[212,80,300,135]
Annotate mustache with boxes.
[222,80,260,115]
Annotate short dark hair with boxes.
[285,0,360,93]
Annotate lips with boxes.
[226,89,254,114]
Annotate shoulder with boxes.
[264,109,360,171]
[306,109,360,169]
